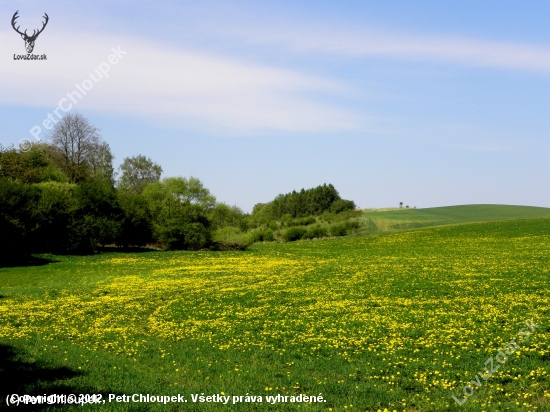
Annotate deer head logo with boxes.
[11,11,49,54]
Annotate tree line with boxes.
[0,113,359,263]
[251,184,355,223]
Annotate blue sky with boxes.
[1,1,549,211]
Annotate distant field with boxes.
[1,217,549,411]
[361,204,550,234]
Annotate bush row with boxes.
[282,220,362,242]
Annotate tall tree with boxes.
[48,113,102,183]
[117,155,162,194]
[88,141,115,185]
[142,177,215,250]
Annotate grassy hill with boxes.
[360,204,550,234]
[1,217,549,410]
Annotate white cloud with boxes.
[0,29,361,134]
[228,24,550,71]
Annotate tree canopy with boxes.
[117,155,162,194]
[48,113,109,183]
[0,113,359,263]
[252,183,355,221]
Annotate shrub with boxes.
[346,220,361,233]
[153,207,211,251]
[334,209,361,221]
[293,216,316,226]
[263,229,275,241]
[330,222,348,237]
[283,226,307,242]
[302,225,328,240]
[143,177,215,250]
[280,214,293,227]
[251,229,264,242]
[250,228,275,243]
[320,211,336,223]
[330,199,356,214]
[213,226,253,250]
[30,181,76,253]
[115,193,153,248]
[330,220,361,237]
[209,203,246,231]
[71,181,123,252]
[0,179,38,262]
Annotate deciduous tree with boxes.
[117,155,162,194]
[48,113,103,183]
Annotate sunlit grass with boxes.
[361,204,550,235]
[1,218,549,411]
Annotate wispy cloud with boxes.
[0,29,362,135]
[227,23,550,72]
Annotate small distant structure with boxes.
[399,202,403,208]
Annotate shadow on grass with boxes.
[98,246,158,254]
[0,256,61,269]
[0,344,103,410]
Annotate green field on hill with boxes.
[361,204,550,234]
[1,216,549,411]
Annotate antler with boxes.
[11,11,27,37]
[31,12,50,37]
[11,11,49,39]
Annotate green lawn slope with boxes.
[361,204,550,234]
[1,217,549,411]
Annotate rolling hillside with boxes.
[361,204,550,234]
[1,217,549,410]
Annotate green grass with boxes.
[361,204,550,235]
[0,218,549,411]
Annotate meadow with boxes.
[360,205,550,235]
[0,215,549,411]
